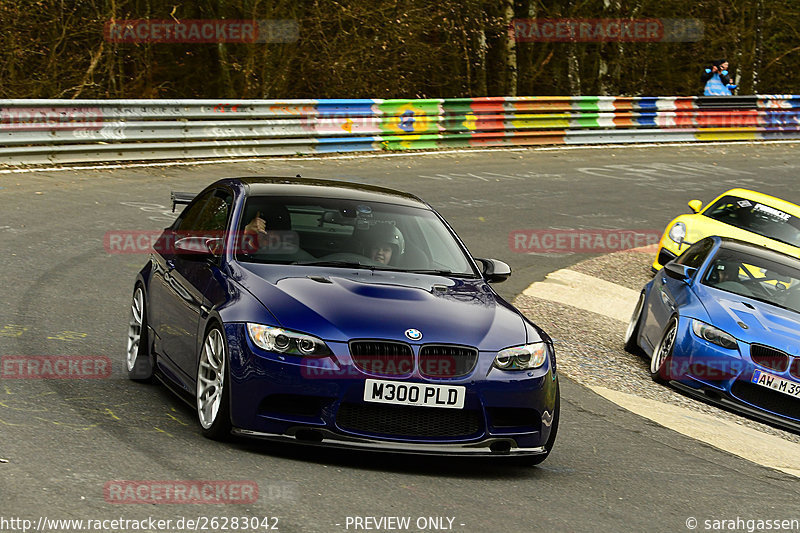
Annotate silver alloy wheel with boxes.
[651,321,677,375]
[126,287,144,372]
[624,293,644,345]
[197,329,226,429]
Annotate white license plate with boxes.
[751,369,800,398]
[363,379,465,409]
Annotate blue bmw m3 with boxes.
[626,235,800,431]
[126,177,559,462]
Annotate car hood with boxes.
[232,263,529,350]
[694,283,800,356]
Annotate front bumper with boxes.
[665,322,800,432]
[224,323,558,454]
[669,381,800,433]
[232,427,548,456]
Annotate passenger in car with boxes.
[243,206,291,236]
[239,206,312,261]
[366,224,404,265]
[708,259,753,296]
[241,210,278,253]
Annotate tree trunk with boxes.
[475,29,488,96]
[599,0,622,95]
[566,0,580,95]
[515,0,537,96]
[567,47,580,96]
[501,0,516,96]
[215,0,234,97]
[753,0,763,93]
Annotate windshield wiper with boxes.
[401,269,476,277]
[243,257,295,265]
[294,260,376,269]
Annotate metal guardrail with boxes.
[1,96,799,165]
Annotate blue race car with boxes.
[626,236,800,431]
[126,177,559,462]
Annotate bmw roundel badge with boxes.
[404,328,422,341]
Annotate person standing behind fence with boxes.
[703,60,732,96]
[716,59,737,93]
[700,60,718,86]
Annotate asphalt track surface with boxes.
[1,143,800,533]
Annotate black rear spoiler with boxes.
[171,191,197,212]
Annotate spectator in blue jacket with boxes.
[703,60,737,95]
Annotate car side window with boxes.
[174,189,232,233]
[675,238,714,269]
[195,190,233,233]
[173,190,214,232]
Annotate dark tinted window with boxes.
[237,195,476,275]
[173,190,214,231]
[675,238,714,269]
[174,189,232,233]
[702,248,800,313]
[195,191,232,232]
[703,195,800,247]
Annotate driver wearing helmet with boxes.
[708,258,753,296]
[712,259,741,284]
[366,223,404,265]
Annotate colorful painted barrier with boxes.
[0,96,798,165]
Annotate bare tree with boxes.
[565,0,580,96]
[753,0,764,93]
[501,0,517,96]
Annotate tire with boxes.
[650,317,678,384]
[624,292,645,354]
[196,325,232,440]
[518,381,560,466]
[126,285,154,382]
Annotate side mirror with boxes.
[664,262,696,282]
[474,258,511,283]
[174,236,220,259]
[205,237,225,257]
[687,200,703,214]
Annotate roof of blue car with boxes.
[228,176,428,208]
[716,236,800,266]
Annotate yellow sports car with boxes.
[653,188,800,271]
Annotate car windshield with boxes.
[701,248,800,314]
[702,195,800,247]
[234,195,477,276]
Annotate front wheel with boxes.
[196,326,232,440]
[623,292,645,354]
[650,317,678,384]
[126,285,153,382]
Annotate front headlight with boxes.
[691,320,738,350]
[667,222,687,244]
[246,323,332,357]
[494,343,548,370]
